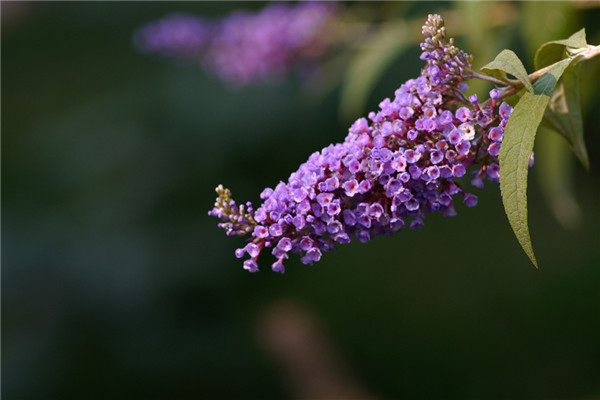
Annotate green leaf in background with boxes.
[521,3,584,230]
[499,58,574,268]
[481,49,534,93]
[534,28,587,70]
[535,127,582,230]
[339,21,409,122]
[541,64,589,170]
[535,29,590,170]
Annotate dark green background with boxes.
[3,2,600,399]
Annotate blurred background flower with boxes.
[134,2,341,86]
[3,2,600,399]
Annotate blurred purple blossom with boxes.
[133,14,213,62]
[134,2,340,85]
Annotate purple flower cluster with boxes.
[209,14,516,273]
[134,2,339,85]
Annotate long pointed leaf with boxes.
[499,58,574,268]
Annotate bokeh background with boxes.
[3,2,600,399]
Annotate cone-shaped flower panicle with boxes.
[209,14,515,273]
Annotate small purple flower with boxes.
[372,135,386,148]
[452,164,466,177]
[292,188,308,202]
[391,155,407,172]
[272,258,285,274]
[405,149,421,163]
[478,115,492,127]
[445,149,457,161]
[369,203,384,219]
[348,159,362,174]
[464,193,478,207]
[488,142,500,157]
[325,176,340,191]
[260,188,274,199]
[439,165,453,178]
[387,178,403,195]
[458,122,475,140]
[398,171,411,183]
[488,127,503,142]
[293,215,306,230]
[327,201,341,216]
[380,121,394,137]
[243,258,259,273]
[356,230,370,243]
[487,163,500,179]
[343,209,357,226]
[254,208,267,223]
[327,220,343,234]
[448,128,462,145]
[422,105,437,118]
[300,236,313,251]
[438,110,454,125]
[297,199,311,214]
[499,102,513,120]
[311,202,323,217]
[277,237,293,252]
[254,225,269,238]
[405,198,420,211]
[423,118,437,132]
[343,179,360,197]
[269,224,283,237]
[245,243,261,258]
[357,214,372,229]
[430,149,443,164]
[426,165,441,180]
[358,180,371,194]
[409,165,422,180]
[235,247,246,258]
[456,107,471,122]
[455,140,471,156]
[316,193,334,207]
[301,247,322,265]
[471,172,484,189]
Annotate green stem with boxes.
[469,71,509,86]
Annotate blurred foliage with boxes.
[2,2,600,399]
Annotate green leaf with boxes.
[499,58,574,268]
[541,64,589,170]
[339,22,409,121]
[535,127,582,230]
[534,29,590,170]
[534,28,587,69]
[481,49,534,93]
